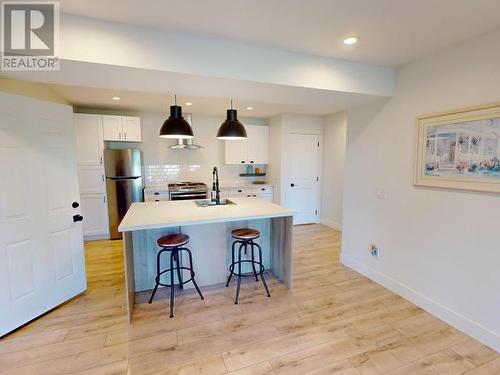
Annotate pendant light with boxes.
[216,100,247,140]
[159,95,194,139]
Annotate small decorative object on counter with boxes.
[255,167,261,174]
[246,164,254,174]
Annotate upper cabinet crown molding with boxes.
[225,125,269,164]
[102,115,142,142]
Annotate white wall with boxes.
[321,112,347,230]
[341,30,500,351]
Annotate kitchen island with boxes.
[118,197,295,321]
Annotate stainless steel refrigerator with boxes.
[104,149,144,239]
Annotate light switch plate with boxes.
[375,186,385,199]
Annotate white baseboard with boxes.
[83,234,110,241]
[320,218,342,231]
[340,253,500,353]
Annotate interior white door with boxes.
[0,92,87,336]
[287,133,321,225]
[102,115,122,141]
[122,116,141,142]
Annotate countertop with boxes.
[119,197,294,232]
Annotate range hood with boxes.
[168,114,203,149]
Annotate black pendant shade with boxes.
[217,108,247,140]
[159,105,194,139]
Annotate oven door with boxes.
[170,192,208,201]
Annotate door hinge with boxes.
[315,210,318,215]
[316,176,319,181]
[317,141,320,147]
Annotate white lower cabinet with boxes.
[78,166,105,194]
[81,194,109,239]
[221,185,274,203]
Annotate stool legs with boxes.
[149,245,204,318]
[184,247,204,300]
[148,248,165,304]
[254,242,271,297]
[250,240,259,282]
[225,240,238,287]
[235,242,244,304]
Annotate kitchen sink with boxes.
[194,199,236,207]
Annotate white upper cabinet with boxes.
[102,115,142,142]
[247,125,269,164]
[225,139,249,164]
[74,113,104,166]
[122,116,142,142]
[224,125,269,164]
[102,115,122,141]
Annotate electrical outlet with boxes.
[369,243,379,258]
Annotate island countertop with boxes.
[118,197,295,232]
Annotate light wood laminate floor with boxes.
[1,225,498,374]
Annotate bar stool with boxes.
[226,228,271,304]
[148,233,204,318]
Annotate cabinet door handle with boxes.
[100,156,103,165]
[102,175,104,182]
[103,196,106,203]
[290,183,295,187]
[124,132,127,140]
[237,189,243,193]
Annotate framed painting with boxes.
[415,102,500,193]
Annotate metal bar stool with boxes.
[149,233,204,318]
[226,228,271,304]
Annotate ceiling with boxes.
[61,0,500,67]
[43,82,371,117]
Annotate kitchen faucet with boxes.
[212,166,221,204]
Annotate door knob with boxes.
[73,214,84,222]
[72,202,80,208]
[290,183,295,187]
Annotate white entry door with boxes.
[287,133,321,225]
[0,92,87,336]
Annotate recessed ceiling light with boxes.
[112,96,121,101]
[246,106,254,110]
[185,102,193,106]
[343,37,358,45]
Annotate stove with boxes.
[168,182,208,200]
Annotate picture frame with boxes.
[415,102,500,193]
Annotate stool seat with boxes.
[157,234,189,247]
[232,228,260,240]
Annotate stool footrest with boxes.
[228,260,266,277]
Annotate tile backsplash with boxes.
[144,164,266,187]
